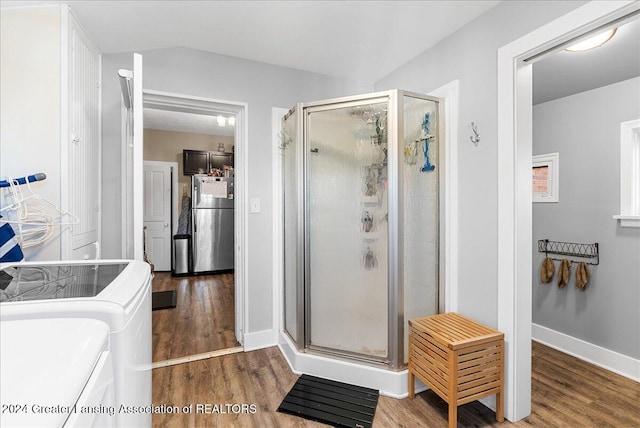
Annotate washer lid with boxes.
[0,318,110,428]
[0,263,128,302]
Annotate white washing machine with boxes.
[0,260,152,427]
[0,318,115,427]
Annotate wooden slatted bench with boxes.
[408,312,504,428]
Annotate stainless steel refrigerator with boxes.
[191,175,234,273]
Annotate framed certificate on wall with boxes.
[532,152,559,203]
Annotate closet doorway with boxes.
[529,8,640,399]
[141,90,247,365]
[496,2,640,421]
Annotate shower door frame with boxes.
[287,90,444,370]
[303,94,393,366]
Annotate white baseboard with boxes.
[243,329,278,352]
[532,323,640,382]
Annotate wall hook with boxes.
[470,122,480,146]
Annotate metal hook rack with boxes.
[537,239,599,265]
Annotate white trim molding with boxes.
[497,1,640,421]
[428,80,459,313]
[532,152,559,203]
[533,324,640,382]
[133,53,144,261]
[244,329,279,352]
[612,215,640,228]
[613,118,640,228]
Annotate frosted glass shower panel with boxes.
[306,100,389,359]
[282,110,299,342]
[402,95,440,364]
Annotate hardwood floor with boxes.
[151,341,640,427]
[527,341,640,427]
[152,272,240,362]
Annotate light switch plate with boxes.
[250,197,261,213]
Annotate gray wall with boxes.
[102,47,371,333]
[532,77,640,359]
[374,1,586,327]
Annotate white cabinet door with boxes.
[143,161,172,271]
[69,14,101,253]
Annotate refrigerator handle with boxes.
[192,176,196,208]
[191,177,197,233]
[192,210,197,263]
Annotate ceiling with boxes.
[144,109,235,137]
[2,1,637,132]
[533,16,640,105]
[2,0,500,83]
[0,0,501,137]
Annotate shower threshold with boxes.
[305,344,397,370]
[279,331,415,397]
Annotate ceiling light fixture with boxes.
[565,28,617,52]
[217,115,226,127]
[228,116,236,126]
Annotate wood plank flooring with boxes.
[527,341,640,427]
[152,272,240,362]
[152,341,640,427]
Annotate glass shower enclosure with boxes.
[281,90,442,369]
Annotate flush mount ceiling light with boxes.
[565,28,617,52]
[217,115,226,127]
[228,116,235,127]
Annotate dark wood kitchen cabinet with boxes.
[183,150,233,175]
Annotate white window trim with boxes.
[532,152,559,203]
[613,118,640,228]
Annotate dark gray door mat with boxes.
[152,290,177,311]
[277,374,379,428]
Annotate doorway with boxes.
[141,90,247,365]
[496,1,640,421]
[143,104,240,363]
[118,57,248,364]
[530,11,640,369]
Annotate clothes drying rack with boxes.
[0,173,78,262]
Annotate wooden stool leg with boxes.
[496,340,505,422]
[448,401,457,428]
[449,352,459,428]
[408,370,415,399]
[496,390,504,422]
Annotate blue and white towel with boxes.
[0,216,24,263]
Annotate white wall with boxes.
[374,0,587,327]
[101,47,371,333]
[0,6,62,261]
[532,77,640,359]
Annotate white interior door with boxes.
[143,161,173,271]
